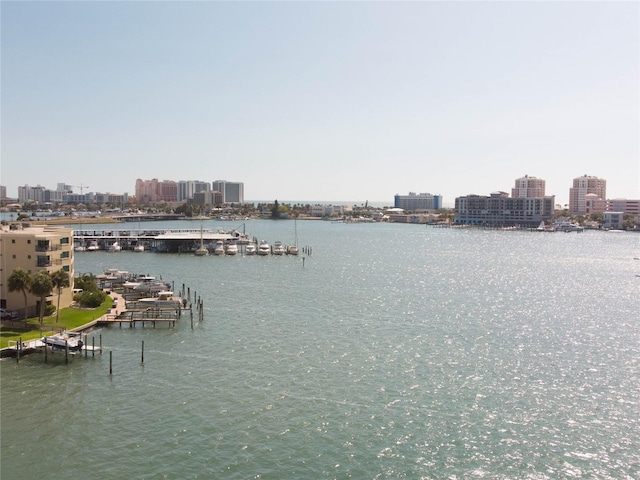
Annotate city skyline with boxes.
[1,2,638,207]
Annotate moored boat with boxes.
[42,331,84,352]
[245,243,257,255]
[272,241,285,255]
[138,291,182,308]
[257,241,270,256]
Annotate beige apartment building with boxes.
[569,175,606,214]
[0,225,75,316]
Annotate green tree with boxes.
[51,269,70,323]
[271,200,280,219]
[30,270,53,325]
[7,268,32,320]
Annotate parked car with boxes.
[1,308,20,320]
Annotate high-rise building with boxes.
[512,175,545,198]
[454,192,555,227]
[177,181,211,202]
[394,192,442,211]
[212,180,244,204]
[135,179,178,205]
[569,175,606,214]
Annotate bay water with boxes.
[2,220,639,479]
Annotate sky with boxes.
[1,1,638,208]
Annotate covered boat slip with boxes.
[74,228,250,253]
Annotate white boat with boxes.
[245,243,257,255]
[287,244,299,255]
[86,240,99,251]
[272,241,285,255]
[133,243,145,252]
[225,243,238,255]
[258,241,270,256]
[108,241,122,252]
[74,245,87,252]
[138,291,182,308]
[554,221,584,232]
[213,240,225,255]
[42,331,84,352]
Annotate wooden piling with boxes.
[100,334,103,355]
[141,340,144,364]
[109,350,113,375]
[92,336,95,357]
[65,340,69,364]
[16,337,21,363]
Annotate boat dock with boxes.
[74,227,252,253]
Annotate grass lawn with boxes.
[0,297,112,349]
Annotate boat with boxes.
[554,221,584,232]
[86,240,99,251]
[74,244,87,252]
[257,240,270,256]
[288,218,300,255]
[133,243,145,252]
[42,331,84,352]
[272,241,285,255]
[245,243,257,255]
[225,243,238,255]
[137,291,183,308]
[213,240,225,255]
[194,224,209,256]
[108,241,122,252]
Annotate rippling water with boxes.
[2,220,639,479]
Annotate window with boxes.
[61,237,69,244]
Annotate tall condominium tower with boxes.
[511,175,545,198]
[212,180,244,204]
[569,175,606,214]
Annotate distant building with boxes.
[18,185,46,203]
[394,192,441,211]
[569,175,606,214]
[310,204,345,217]
[212,180,244,204]
[454,191,555,227]
[193,190,223,207]
[512,175,545,198]
[603,212,624,230]
[0,186,7,200]
[135,179,178,205]
[0,225,75,315]
[177,181,211,202]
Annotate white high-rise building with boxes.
[569,175,606,214]
[177,180,211,202]
[212,180,244,204]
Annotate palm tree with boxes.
[7,268,32,320]
[30,271,53,326]
[51,269,70,323]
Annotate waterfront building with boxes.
[0,225,75,315]
[310,204,345,217]
[178,181,211,202]
[394,192,441,211]
[454,191,555,227]
[212,180,244,204]
[569,175,606,215]
[512,175,545,198]
[603,212,624,230]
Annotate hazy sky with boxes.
[1,1,638,207]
